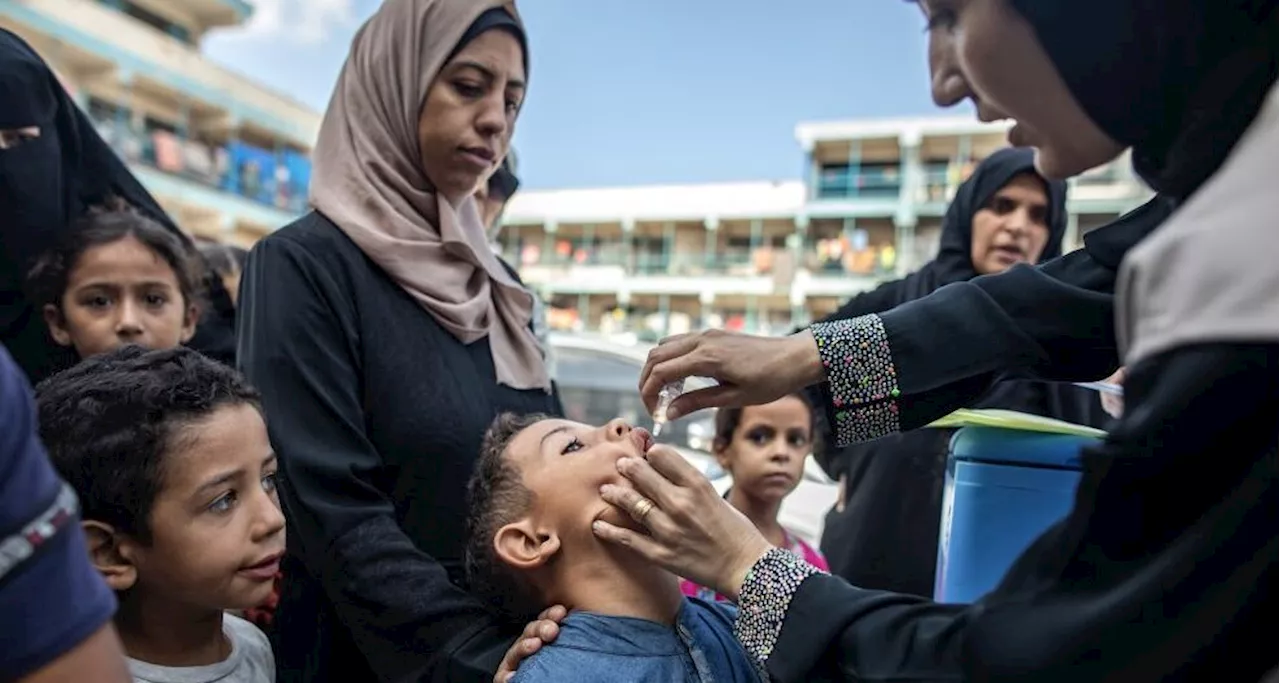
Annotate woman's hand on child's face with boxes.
[494,605,566,683]
[592,445,772,601]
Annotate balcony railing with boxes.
[917,167,955,204]
[815,166,903,200]
[501,245,895,280]
[90,113,310,214]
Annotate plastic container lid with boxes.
[949,425,1099,469]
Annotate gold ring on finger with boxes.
[632,497,656,521]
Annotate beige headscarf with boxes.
[309,0,550,392]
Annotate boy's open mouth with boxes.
[630,427,654,454]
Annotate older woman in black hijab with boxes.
[547,1,1275,681]
[811,147,1110,597]
[820,147,1067,314]
[0,29,236,381]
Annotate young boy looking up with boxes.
[36,345,281,683]
[466,413,761,683]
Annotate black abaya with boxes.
[766,344,1276,683]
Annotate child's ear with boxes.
[43,304,72,347]
[180,301,200,343]
[494,519,561,571]
[712,438,732,471]
[82,521,139,591]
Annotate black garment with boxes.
[1011,0,1276,200]
[810,148,1106,596]
[808,201,1166,598]
[752,195,1172,680]
[762,1,1276,680]
[833,196,1170,437]
[767,345,1276,683]
[0,29,236,381]
[237,213,561,683]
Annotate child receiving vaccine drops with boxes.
[466,414,761,682]
[680,394,829,602]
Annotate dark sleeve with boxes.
[801,277,911,478]
[236,238,510,683]
[0,347,118,680]
[768,574,968,682]
[743,344,1275,682]
[961,342,1276,682]
[815,276,914,325]
[732,548,968,683]
[810,250,1120,448]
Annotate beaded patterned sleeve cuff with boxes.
[732,547,825,668]
[809,315,903,447]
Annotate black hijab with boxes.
[830,147,1066,314]
[1010,0,1277,201]
[0,29,235,381]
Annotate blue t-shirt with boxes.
[0,347,117,679]
[512,597,761,683]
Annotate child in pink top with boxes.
[680,394,829,602]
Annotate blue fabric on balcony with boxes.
[227,140,278,205]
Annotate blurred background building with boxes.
[0,0,318,247]
[499,116,1150,341]
[1,3,1150,338]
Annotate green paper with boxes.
[927,408,1107,438]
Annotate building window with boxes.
[816,161,901,200]
[86,97,126,124]
[107,0,193,44]
[143,116,178,135]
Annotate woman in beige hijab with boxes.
[236,2,560,681]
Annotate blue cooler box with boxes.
[933,426,1099,604]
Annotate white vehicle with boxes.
[549,333,838,545]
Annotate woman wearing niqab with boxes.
[0,29,238,380]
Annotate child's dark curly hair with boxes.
[464,412,549,624]
[26,195,204,311]
[35,345,260,542]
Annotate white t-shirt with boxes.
[127,614,274,683]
